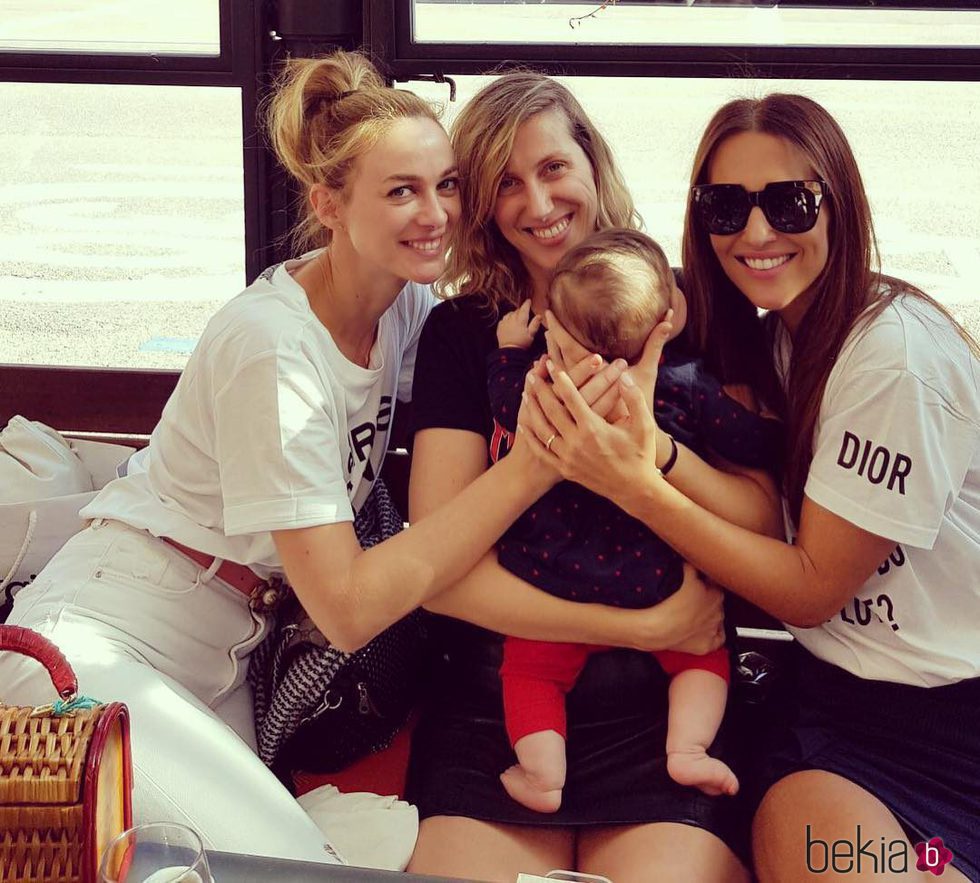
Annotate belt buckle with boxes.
[249,574,286,614]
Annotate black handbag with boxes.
[249,479,429,783]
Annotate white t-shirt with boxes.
[778,295,980,686]
[83,255,435,578]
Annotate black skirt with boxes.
[756,649,980,883]
[406,619,748,858]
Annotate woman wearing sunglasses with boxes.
[521,93,980,882]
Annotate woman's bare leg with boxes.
[753,770,970,882]
[408,816,575,883]
[577,821,749,883]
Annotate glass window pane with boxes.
[412,76,980,326]
[0,82,244,368]
[0,1,220,56]
[413,2,980,48]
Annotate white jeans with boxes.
[0,519,340,864]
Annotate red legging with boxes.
[500,637,730,746]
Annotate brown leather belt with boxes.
[161,537,284,612]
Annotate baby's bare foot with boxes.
[667,749,739,797]
[500,765,563,813]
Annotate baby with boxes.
[487,228,781,812]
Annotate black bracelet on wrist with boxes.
[659,434,678,477]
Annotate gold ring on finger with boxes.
[545,433,557,452]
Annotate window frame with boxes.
[367,0,980,82]
[0,0,237,84]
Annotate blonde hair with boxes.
[441,71,640,312]
[550,229,673,362]
[264,50,440,253]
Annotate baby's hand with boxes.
[496,300,542,349]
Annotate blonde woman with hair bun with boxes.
[406,71,767,882]
[0,49,559,865]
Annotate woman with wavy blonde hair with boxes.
[441,70,640,312]
[406,71,759,882]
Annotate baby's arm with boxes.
[489,303,544,437]
[698,372,782,472]
[487,347,538,437]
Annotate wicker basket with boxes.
[0,625,132,883]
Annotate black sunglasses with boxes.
[691,180,829,235]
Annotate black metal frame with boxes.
[367,0,980,81]
[0,0,243,85]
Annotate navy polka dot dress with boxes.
[487,344,782,608]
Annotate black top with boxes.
[411,295,506,444]
[486,343,781,606]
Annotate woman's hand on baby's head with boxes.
[545,356,628,422]
[496,300,542,349]
[543,309,592,373]
[542,309,633,418]
[631,308,675,405]
[526,353,626,421]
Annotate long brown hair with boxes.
[441,70,640,313]
[682,94,977,524]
